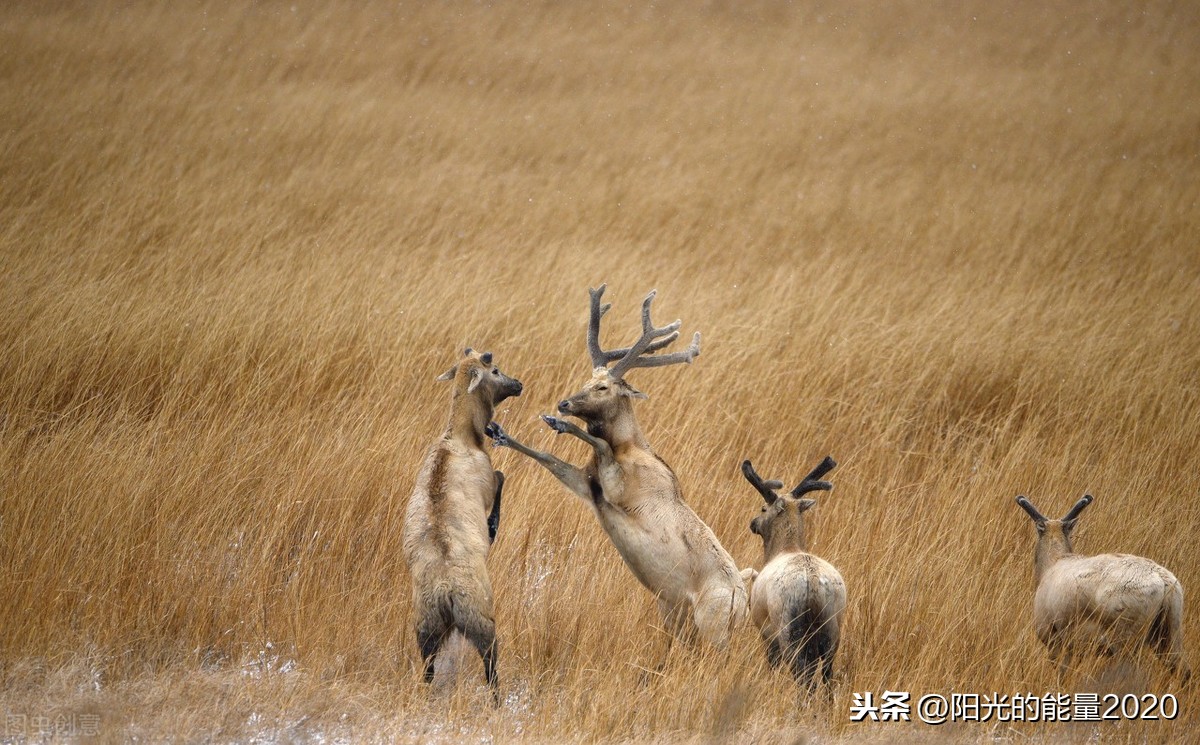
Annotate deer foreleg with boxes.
[540,415,615,460]
[488,470,504,544]
[486,422,593,501]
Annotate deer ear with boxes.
[466,366,483,393]
[617,380,648,400]
[797,498,817,512]
[435,367,456,382]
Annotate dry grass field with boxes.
[2,1,1199,742]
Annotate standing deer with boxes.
[485,285,747,648]
[741,457,846,686]
[402,348,523,702]
[1015,494,1189,680]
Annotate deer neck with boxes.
[1033,531,1073,583]
[447,390,491,449]
[763,519,806,563]
[587,400,650,454]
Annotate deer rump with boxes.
[1036,553,1183,652]
[751,553,846,677]
[404,447,497,635]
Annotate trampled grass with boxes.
[1,1,1198,741]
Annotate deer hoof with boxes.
[485,422,508,447]
[541,415,568,433]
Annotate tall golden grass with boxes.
[2,1,1198,741]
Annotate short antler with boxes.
[1015,496,1048,523]
[742,460,785,504]
[790,456,837,497]
[586,286,700,379]
[1062,494,1094,522]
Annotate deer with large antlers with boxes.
[740,457,846,686]
[1015,494,1189,680]
[486,285,747,648]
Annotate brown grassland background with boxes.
[2,1,1199,742]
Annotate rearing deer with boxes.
[402,348,523,702]
[486,285,747,648]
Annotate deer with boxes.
[1015,494,1189,681]
[401,348,523,702]
[485,284,748,649]
[740,457,846,687]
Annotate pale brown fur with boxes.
[742,459,846,686]
[1016,494,1189,681]
[402,349,522,700]
[487,287,746,649]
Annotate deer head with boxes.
[1015,493,1092,573]
[555,284,700,428]
[437,348,524,405]
[743,457,836,560]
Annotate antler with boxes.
[1015,496,1048,523]
[584,286,700,380]
[741,460,786,504]
[588,284,693,371]
[790,455,837,497]
[1062,494,1093,522]
[587,285,615,369]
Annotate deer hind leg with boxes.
[692,583,746,650]
[1045,635,1072,684]
[452,599,500,705]
[653,596,696,668]
[822,635,839,685]
[1150,591,1190,681]
[790,616,839,691]
[488,470,504,544]
[416,609,452,685]
[765,633,784,669]
[657,597,690,639]
[462,622,499,705]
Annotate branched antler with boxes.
[742,460,786,504]
[790,456,837,497]
[586,284,701,379]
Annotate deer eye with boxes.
[596,385,608,391]
[492,367,499,375]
